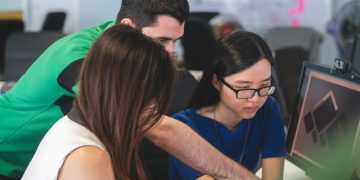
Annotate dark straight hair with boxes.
[116,0,190,28]
[189,31,274,109]
[77,25,176,180]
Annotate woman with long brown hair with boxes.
[22,24,176,180]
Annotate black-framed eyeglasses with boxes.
[219,78,276,99]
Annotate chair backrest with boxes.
[182,17,215,70]
[0,20,24,73]
[41,11,67,31]
[2,32,65,81]
[167,70,198,115]
[140,138,169,180]
[189,12,219,22]
[273,47,309,124]
[140,70,198,180]
[264,27,323,62]
[271,67,290,126]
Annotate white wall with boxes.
[0,0,356,66]
[0,0,21,11]
[79,0,121,29]
[0,0,121,33]
[189,0,332,34]
[22,0,80,33]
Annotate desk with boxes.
[256,159,310,180]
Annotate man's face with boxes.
[141,15,185,53]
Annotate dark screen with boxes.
[312,96,337,132]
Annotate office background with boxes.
[0,0,355,70]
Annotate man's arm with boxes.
[144,115,259,180]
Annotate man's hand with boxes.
[144,115,260,180]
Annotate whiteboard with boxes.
[189,0,332,33]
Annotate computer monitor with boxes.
[351,32,360,76]
[286,62,360,179]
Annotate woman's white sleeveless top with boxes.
[22,116,105,180]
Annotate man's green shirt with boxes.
[0,20,115,177]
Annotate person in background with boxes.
[209,13,244,39]
[22,24,176,180]
[169,31,286,180]
[0,0,258,179]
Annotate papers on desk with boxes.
[188,70,203,81]
[255,159,310,180]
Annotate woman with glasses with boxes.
[169,31,285,180]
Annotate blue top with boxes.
[168,96,286,180]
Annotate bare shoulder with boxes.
[58,146,115,180]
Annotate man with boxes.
[0,0,258,179]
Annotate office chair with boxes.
[41,11,67,31]
[273,47,309,124]
[167,70,198,115]
[264,27,323,62]
[0,20,24,74]
[2,32,65,82]
[190,12,219,22]
[271,67,290,126]
[182,17,216,71]
[140,70,198,179]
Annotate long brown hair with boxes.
[77,25,176,179]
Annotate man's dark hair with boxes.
[116,0,189,28]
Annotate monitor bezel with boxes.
[285,61,360,177]
[350,32,360,76]
[350,32,360,63]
